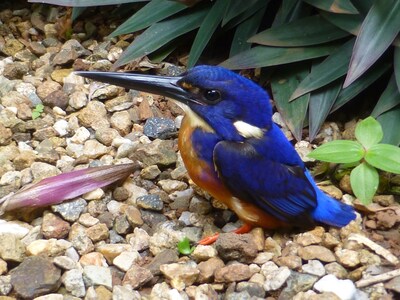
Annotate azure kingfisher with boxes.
[77,66,356,244]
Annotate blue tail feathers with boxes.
[305,172,356,227]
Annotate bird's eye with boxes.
[203,89,221,103]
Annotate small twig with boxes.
[356,268,400,288]
[348,233,399,265]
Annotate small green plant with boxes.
[308,117,400,205]
[177,237,195,255]
[32,104,44,120]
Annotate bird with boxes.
[77,65,356,244]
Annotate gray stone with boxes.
[83,265,112,289]
[216,233,258,263]
[52,198,87,222]
[279,271,318,300]
[146,249,179,275]
[0,275,12,296]
[10,256,61,299]
[61,269,85,297]
[130,139,177,167]
[236,282,265,298]
[136,194,164,211]
[143,117,177,139]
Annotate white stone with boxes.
[113,251,141,271]
[61,268,85,297]
[262,262,291,291]
[314,274,357,300]
[70,126,90,144]
[83,265,112,289]
[301,259,326,277]
[0,220,30,238]
[82,188,104,200]
[0,171,21,186]
[53,119,69,136]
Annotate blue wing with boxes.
[213,138,318,227]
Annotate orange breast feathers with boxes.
[178,114,287,229]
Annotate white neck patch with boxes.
[233,120,264,139]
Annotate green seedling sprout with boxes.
[177,237,195,255]
[308,117,400,204]
[32,104,44,120]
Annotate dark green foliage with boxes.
[29,0,400,145]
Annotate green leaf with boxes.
[28,0,148,6]
[395,47,400,92]
[376,107,400,146]
[272,0,305,27]
[331,62,391,112]
[222,0,259,26]
[320,11,363,35]
[350,0,374,15]
[302,0,358,14]
[188,0,228,67]
[220,43,339,70]
[114,7,208,67]
[308,80,343,141]
[355,117,383,149]
[371,75,400,118]
[248,15,349,47]
[35,104,44,112]
[308,140,364,163]
[344,0,400,87]
[32,111,41,120]
[229,4,266,57]
[109,0,186,37]
[365,144,400,174]
[177,237,195,255]
[350,162,379,205]
[271,64,310,141]
[223,0,268,30]
[290,38,354,100]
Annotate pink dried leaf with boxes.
[0,163,138,213]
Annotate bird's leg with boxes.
[197,223,253,245]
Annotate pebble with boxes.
[0,233,26,262]
[52,198,87,222]
[41,213,70,239]
[26,239,72,257]
[113,251,141,272]
[10,256,61,299]
[130,139,177,167]
[122,265,153,289]
[143,117,177,139]
[96,243,133,264]
[197,257,225,283]
[279,272,319,300]
[82,265,112,289]
[140,165,161,180]
[215,233,258,263]
[61,269,85,297]
[214,263,252,283]
[158,179,188,193]
[301,260,326,277]
[83,140,109,159]
[261,261,291,291]
[70,126,90,144]
[53,256,77,270]
[314,274,357,300]
[136,194,164,211]
[192,245,218,262]
[160,262,200,291]
[298,245,336,262]
[335,249,360,268]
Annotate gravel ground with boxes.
[0,2,400,300]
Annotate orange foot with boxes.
[197,223,253,245]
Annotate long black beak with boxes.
[75,71,198,105]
